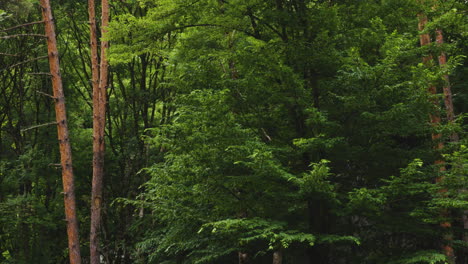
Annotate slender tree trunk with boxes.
[90,0,109,263]
[464,210,468,264]
[435,28,467,264]
[39,1,81,263]
[227,39,250,264]
[272,249,283,264]
[89,0,101,262]
[238,252,249,264]
[307,200,329,264]
[217,11,250,262]
[88,0,99,93]
[435,29,458,142]
[418,12,455,264]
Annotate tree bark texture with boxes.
[88,0,99,94]
[90,0,109,263]
[418,12,455,264]
[40,0,81,263]
[89,0,101,261]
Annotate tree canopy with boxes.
[0,0,467,263]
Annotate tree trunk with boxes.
[307,200,329,264]
[435,29,459,142]
[417,14,443,150]
[418,12,455,264]
[88,0,99,96]
[435,28,467,264]
[464,211,468,264]
[40,1,81,263]
[90,0,109,263]
[272,249,283,264]
[238,252,249,264]
[88,0,101,261]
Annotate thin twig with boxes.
[21,121,57,132]
[29,72,52,76]
[35,90,55,98]
[0,56,48,71]
[0,21,45,32]
[0,34,47,39]
[0,53,20,57]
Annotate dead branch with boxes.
[0,56,48,71]
[0,34,47,39]
[21,121,57,132]
[29,72,52,76]
[0,21,45,32]
[0,53,20,57]
[261,128,272,142]
[35,90,55,98]
[48,163,61,168]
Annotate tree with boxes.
[107,0,466,263]
[89,0,110,263]
[0,0,466,263]
[40,0,81,263]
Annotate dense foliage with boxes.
[0,0,467,263]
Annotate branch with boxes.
[170,23,257,38]
[251,14,283,39]
[35,90,55,98]
[0,53,20,57]
[261,128,272,142]
[29,72,52,76]
[0,21,45,32]
[0,34,47,39]
[0,56,48,71]
[21,121,57,132]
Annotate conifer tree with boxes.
[40,0,81,262]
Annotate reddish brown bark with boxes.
[435,29,459,142]
[89,0,110,263]
[88,0,102,262]
[88,0,99,93]
[417,9,445,156]
[40,0,81,263]
[418,12,455,264]
[436,28,468,260]
[99,0,110,117]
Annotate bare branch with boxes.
[35,90,55,98]
[0,21,45,32]
[261,128,272,142]
[0,56,48,71]
[21,121,57,132]
[0,34,47,39]
[48,163,61,168]
[0,53,20,57]
[29,72,52,76]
